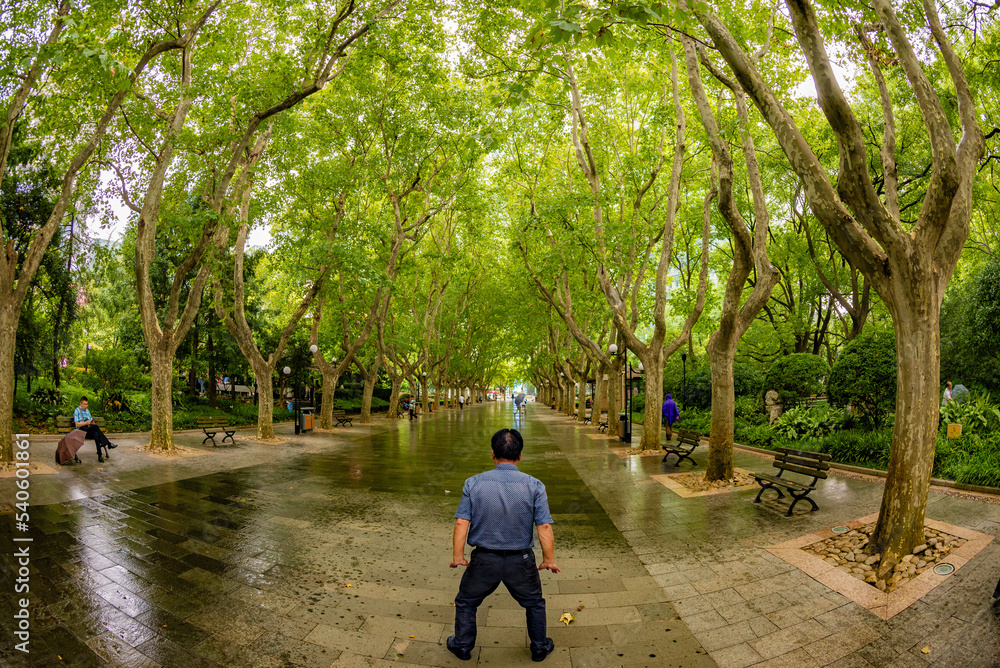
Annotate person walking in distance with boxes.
[458,393,465,410]
[447,429,558,662]
[661,393,680,442]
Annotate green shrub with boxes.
[939,391,1000,435]
[764,353,830,407]
[935,432,1000,487]
[733,362,765,398]
[773,404,844,440]
[821,428,893,469]
[97,389,135,414]
[674,408,711,435]
[736,423,775,448]
[827,331,896,427]
[85,347,145,392]
[29,386,66,406]
[735,395,766,425]
[631,392,646,413]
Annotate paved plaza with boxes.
[1,403,998,667]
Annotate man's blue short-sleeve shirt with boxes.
[454,463,554,550]
[74,406,92,424]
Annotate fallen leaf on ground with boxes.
[577,605,584,611]
[409,635,415,638]
[559,612,574,626]
[921,647,931,654]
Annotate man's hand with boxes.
[450,556,469,568]
[537,561,561,573]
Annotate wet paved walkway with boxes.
[1,403,998,667]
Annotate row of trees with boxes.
[3,0,999,582]
[508,0,996,581]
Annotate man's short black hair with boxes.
[491,428,523,461]
[80,396,88,403]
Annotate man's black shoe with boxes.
[445,636,471,661]
[531,638,555,662]
[98,455,104,463]
[108,443,118,449]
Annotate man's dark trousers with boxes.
[453,548,547,651]
[81,424,111,454]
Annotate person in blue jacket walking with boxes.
[662,394,680,442]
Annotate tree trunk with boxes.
[188,327,199,397]
[871,312,940,578]
[639,356,663,450]
[608,356,621,427]
[359,358,381,424]
[255,365,276,440]
[149,345,175,452]
[386,375,403,419]
[0,309,17,463]
[207,334,217,409]
[319,370,339,429]
[705,336,736,480]
[593,364,605,423]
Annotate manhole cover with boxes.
[933,563,955,575]
[832,526,851,533]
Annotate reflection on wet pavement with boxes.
[1,403,714,667]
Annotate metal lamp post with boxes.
[609,344,631,443]
[681,352,687,408]
[283,366,294,433]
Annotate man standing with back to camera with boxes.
[447,428,558,662]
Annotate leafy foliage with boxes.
[764,353,830,407]
[939,391,1000,435]
[827,330,896,427]
[772,404,845,440]
[29,386,65,406]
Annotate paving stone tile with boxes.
[749,647,820,668]
[696,619,757,652]
[802,621,882,664]
[709,641,764,668]
[304,623,395,657]
[478,645,569,666]
[748,619,834,660]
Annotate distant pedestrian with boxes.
[74,397,117,463]
[448,429,558,663]
[662,394,680,441]
[459,394,465,410]
[942,381,954,407]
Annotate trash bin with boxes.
[618,411,631,443]
[300,408,314,432]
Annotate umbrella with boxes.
[55,429,87,465]
[952,384,969,404]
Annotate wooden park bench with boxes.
[752,447,831,516]
[597,412,609,433]
[56,415,106,434]
[662,428,701,467]
[332,409,353,427]
[197,417,236,446]
[582,412,592,425]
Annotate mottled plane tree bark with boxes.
[567,54,712,449]
[682,36,781,481]
[132,0,389,451]
[697,0,984,575]
[0,2,219,462]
